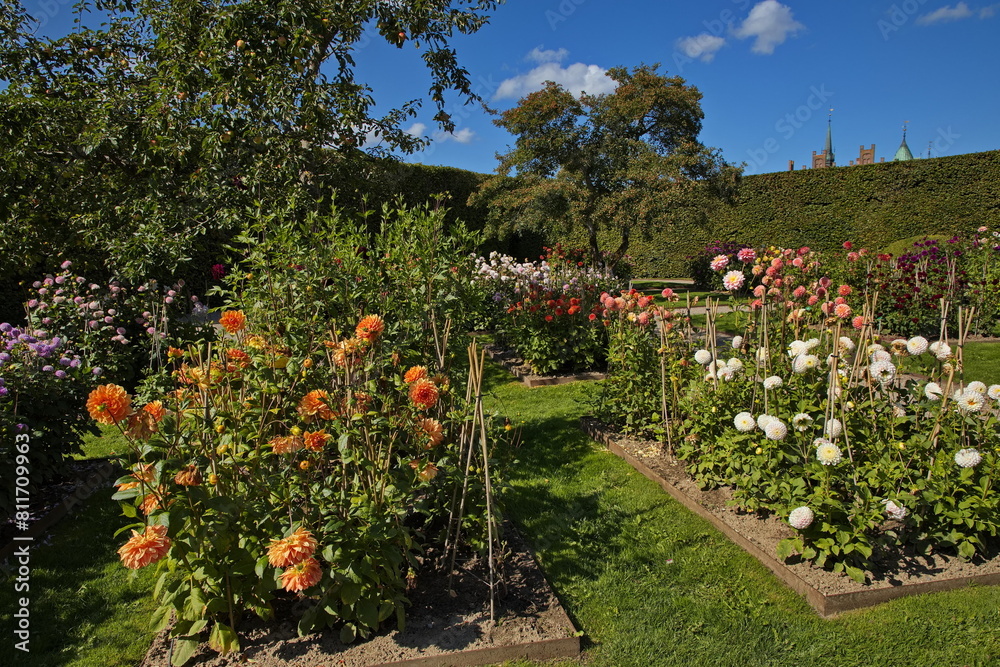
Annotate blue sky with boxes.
[23,0,1000,175]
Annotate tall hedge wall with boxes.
[629,149,1000,277]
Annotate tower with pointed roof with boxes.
[824,112,835,167]
[811,109,836,168]
[893,121,914,161]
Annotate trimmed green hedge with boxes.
[493,150,1000,278]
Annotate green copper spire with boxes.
[824,109,834,167]
[893,122,914,161]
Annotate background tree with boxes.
[471,64,741,270]
[0,0,501,315]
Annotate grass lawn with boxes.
[962,341,1000,385]
[3,361,998,666]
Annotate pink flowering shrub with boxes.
[0,262,212,521]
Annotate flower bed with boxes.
[137,525,580,667]
[582,417,1000,616]
[596,241,1000,584]
[472,245,627,374]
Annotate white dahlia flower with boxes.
[815,440,843,466]
[793,354,820,374]
[954,448,982,468]
[734,412,756,432]
[763,375,783,390]
[764,420,788,441]
[869,359,896,385]
[787,340,808,357]
[788,506,814,530]
[924,382,943,401]
[906,336,929,356]
[955,390,984,413]
[792,413,814,431]
[884,500,908,521]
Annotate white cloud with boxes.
[495,62,616,100]
[439,128,476,144]
[732,1,804,55]
[982,4,1000,18]
[404,122,428,137]
[917,2,974,24]
[526,46,569,64]
[676,33,727,62]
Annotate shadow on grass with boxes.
[499,412,678,649]
[0,493,158,667]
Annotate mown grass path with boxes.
[483,361,1000,667]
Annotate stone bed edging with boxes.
[580,419,1000,617]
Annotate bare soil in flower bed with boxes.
[139,526,579,667]
[481,343,606,388]
[581,418,1000,614]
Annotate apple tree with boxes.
[0,0,502,307]
[471,64,740,270]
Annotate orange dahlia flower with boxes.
[417,418,444,448]
[143,401,167,422]
[116,462,157,493]
[118,524,170,569]
[403,365,428,384]
[303,430,331,452]
[409,378,439,410]
[174,465,203,487]
[167,346,186,359]
[225,348,251,370]
[270,435,304,455]
[267,527,318,568]
[331,338,364,367]
[126,410,158,440]
[342,391,372,417]
[219,310,247,334]
[355,314,384,342]
[280,556,323,592]
[298,390,335,421]
[139,488,165,515]
[87,384,132,424]
[410,460,439,482]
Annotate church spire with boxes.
[893,120,914,161]
[824,109,835,167]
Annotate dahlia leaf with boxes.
[356,598,378,628]
[341,581,361,605]
[208,622,240,654]
[170,637,199,666]
[150,604,172,632]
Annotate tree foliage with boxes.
[471,64,741,268]
[0,0,501,296]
